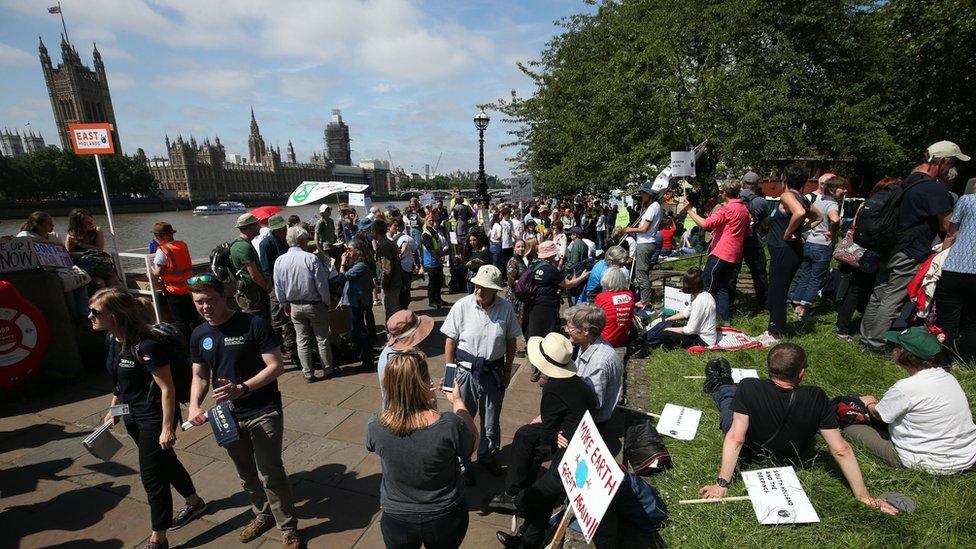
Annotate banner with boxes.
[0,238,73,273]
[742,467,820,525]
[286,181,370,207]
[557,411,624,543]
[656,403,702,440]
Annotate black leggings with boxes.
[835,265,875,335]
[125,421,196,531]
[935,270,976,363]
[767,244,803,336]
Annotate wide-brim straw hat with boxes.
[527,334,577,379]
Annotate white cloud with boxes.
[0,41,34,65]
[371,83,392,94]
[153,68,255,98]
[107,73,135,90]
[278,74,329,102]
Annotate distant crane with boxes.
[432,152,442,176]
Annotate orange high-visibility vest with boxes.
[158,241,193,295]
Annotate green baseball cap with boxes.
[883,327,942,360]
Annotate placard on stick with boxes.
[663,286,692,315]
[656,403,702,440]
[732,368,760,383]
[742,466,820,525]
[556,410,624,543]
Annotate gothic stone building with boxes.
[39,35,121,152]
[146,110,390,202]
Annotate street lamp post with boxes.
[474,110,490,204]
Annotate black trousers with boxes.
[125,420,196,531]
[741,245,768,310]
[835,265,875,335]
[516,465,566,549]
[935,270,976,363]
[163,292,200,340]
[426,265,444,303]
[399,270,412,311]
[380,502,468,549]
[505,423,552,494]
[766,244,803,336]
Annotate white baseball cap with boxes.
[927,140,970,162]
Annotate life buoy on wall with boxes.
[0,280,49,389]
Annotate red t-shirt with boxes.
[595,290,635,347]
[660,226,676,251]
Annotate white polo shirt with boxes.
[635,202,662,244]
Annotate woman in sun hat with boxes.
[376,310,434,408]
[847,327,976,474]
[492,332,597,547]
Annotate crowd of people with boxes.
[9,138,976,548]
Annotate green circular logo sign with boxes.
[292,182,317,204]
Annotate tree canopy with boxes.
[0,148,158,202]
[491,0,976,195]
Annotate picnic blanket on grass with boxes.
[687,327,768,354]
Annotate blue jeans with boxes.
[595,229,606,251]
[711,384,737,433]
[702,255,739,324]
[457,365,505,465]
[349,305,373,367]
[790,242,834,307]
[381,502,468,549]
[489,242,502,271]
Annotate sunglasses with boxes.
[187,274,214,286]
[88,307,102,318]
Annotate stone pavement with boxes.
[0,283,543,549]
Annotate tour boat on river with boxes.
[192,201,247,215]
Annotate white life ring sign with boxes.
[0,281,49,388]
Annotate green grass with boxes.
[633,295,976,548]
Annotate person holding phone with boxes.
[441,264,522,486]
[185,276,301,549]
[91,288,205,549]
[367,350,479,549]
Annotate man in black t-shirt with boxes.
[698,344,897,515]
[186,277,302,548]
[860,140,969,352]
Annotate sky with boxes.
[0,0,593,178]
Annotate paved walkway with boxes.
[0,284,542,548]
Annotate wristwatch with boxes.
[716,476,732,488]
[240,383,251,395]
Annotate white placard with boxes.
[449,232,459,245]
[670,151,696,177]
[656,403,702,440]
[556,411,624,543]
[348,192,366,207]
[742,467,820,525]
[664,286,692,313]
[732,368,760,383]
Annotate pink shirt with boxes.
[701,200,751,264]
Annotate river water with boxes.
[34,200,411,269]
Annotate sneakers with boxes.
[496,530,522,548]
[144,540,168,549]
[755,331,780,347]
[488,492,520,515]
[836,333,854,342]
[703,358,734,394]
[240,516,274,543]
[282,531,302,549]
[171,498,206,530]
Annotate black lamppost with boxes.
[474,109,490,204]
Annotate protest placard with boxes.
[742,466,820,525]
[348,192,366,206]
[670,151,696,177]
[449,232,459,245]
[663,286,692,315]
[557,410,624,543]
[732,368,760,383]
[656,403,702,440]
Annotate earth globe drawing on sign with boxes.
[575,460,589,489]
[100,135,107,144]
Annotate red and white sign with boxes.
[0,281,49,389]
[68,122,115,155]
[557,411,624,543]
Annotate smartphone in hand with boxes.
[442,363,458,392]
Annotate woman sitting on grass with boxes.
[642,269,718,351]
[848,327,976,474]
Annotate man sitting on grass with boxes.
[698,343,898,515]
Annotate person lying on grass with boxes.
[698,344,898,515]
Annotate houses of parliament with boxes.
[34,34,390,202]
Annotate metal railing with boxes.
[117,251,162,324]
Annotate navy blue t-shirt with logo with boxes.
[897,172,954,262]
[190,312,282,421]
[107,337,171,427]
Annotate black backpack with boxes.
[210,238,246,284]
[853,177,923,253]
[135,323,193,404]
[513,261,542,302]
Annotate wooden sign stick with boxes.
[544,507,575,549]
[683,375,706,379]
[616,403,661,419]
[679,495,752,505]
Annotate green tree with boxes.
[0,148,157,201]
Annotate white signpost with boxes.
[556,411,624,544]
[656,403,702,441]
[742,466,820,525]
